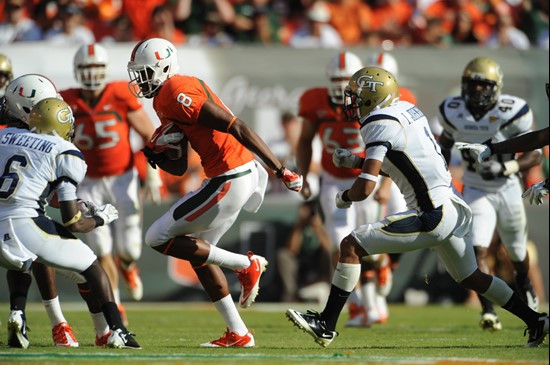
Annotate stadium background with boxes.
[0,44,548,304]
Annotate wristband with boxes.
[483,139,495,155]
[358,172,378,182]
[342,190,351,202]
[93,215,105,227]
[63,210,81,227]
[275,166,285,178]
[227,115,238,131]
[503,160,520,176]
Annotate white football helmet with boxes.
[365,52,399,80]
[74,43,109,91]
[127,38,179,98]
[4,74,60,124]
[326,51,363,105]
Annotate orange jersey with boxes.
[298,87,364,179]
[398,87,417,105]
[153,75,254,178]
[61,82,142,178]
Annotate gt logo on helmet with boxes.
[357,75,384,92]
[57,108,72,124]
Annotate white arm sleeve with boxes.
[54,149,87,188]
[56,180,78,202]
[361,120,403,162]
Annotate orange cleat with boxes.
[200,328,255,348]
[235,252,268,308]
[52,322,79,348]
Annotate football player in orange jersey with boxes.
[127,38,302,347]
[60,44,161,322]
[296,52,407,328]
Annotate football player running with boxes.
[286,67,549,349]
[456,83,550,206]
[61,44,160,319]
[0,97,140,349]
[297,51,402,327]
[437,57,541,331]
[1,74,82,348]
[127,38,302,347]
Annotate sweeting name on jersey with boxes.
[0,132,56,153]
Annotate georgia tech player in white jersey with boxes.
[0,98,140,349]
[438,57,541,332]
[286,67,549,349]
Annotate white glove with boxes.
[333,148,361,169]
[144,164,163,205]
[335,190,352,209]
[455,142,491,163]
[92,204,119,225]
[522,181,549,205]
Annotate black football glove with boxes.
[142,146,166,169]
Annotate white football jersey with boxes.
[438,94,533,191]
[0,127,87,220]
[360,100,453,211]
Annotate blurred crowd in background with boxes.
[0,0,548,49]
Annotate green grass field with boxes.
[0,302,547,364]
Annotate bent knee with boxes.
[339,235,365,258]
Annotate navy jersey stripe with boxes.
[361,114,399,128]
[385,150,435,211]
[59,149,85,161]
[438,101,457,131]
[365,141,392,150]
[499,104,530,130]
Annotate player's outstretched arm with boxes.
[198,100,302,192]
[457,127,549,162]
[491,127,549,154]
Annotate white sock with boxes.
[213,294,248,336]
[376,294,388,318]
[113,288,121,305]
[42,296,66,327]
[206,246,250,270]
[362,282,377,313]
[332,262,361,292]
[90,312,110,337]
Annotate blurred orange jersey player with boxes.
[61,44,159,324]
[298,87,364,179]
[62,82,140,177]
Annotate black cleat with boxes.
[524,313,549,348]
[107,328,141,349]
[7,310,30,349]
[286,309,337,347]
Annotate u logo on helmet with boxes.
[18,87,36,98]
[57,108,72,124]
[155,48,172,61]
[357,75,384,92]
